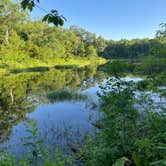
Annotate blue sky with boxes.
[28,0,166,40]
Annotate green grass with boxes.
[10,66,50,73]
[0,68,7,74]
[0,57,106,74]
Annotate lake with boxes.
[0,65,106,157]
[0,65,165,158]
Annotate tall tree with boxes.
[0,0,27,44]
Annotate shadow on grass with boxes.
[0,64,9,68]
[54,64,77,70]
[10,66,50,73]
[9,65,79,74]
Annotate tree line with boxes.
[0,0,166,68]
[100,23,166,59]
[101,37,166,59]
[0,0,106,68]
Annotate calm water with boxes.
[0,66,165,157]
[0,66,105,156]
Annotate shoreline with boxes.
[0,57,106,75]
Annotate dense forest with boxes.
[1,0,166,73]
[0,0,106,72]
[101,36,166,59]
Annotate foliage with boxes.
[156,23,166,39]
[79,76,166,166]
[101,31,166,59]
[22,121,44,161]
[20,0,66,26]
[86,45,97,57]
[0,121,74,166]
[0,1,166,165]
[0,1,105,72]
[1,0,166,73]
[102,39,151,59]
[42,10,66,26]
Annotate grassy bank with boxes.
[0,57,106,74]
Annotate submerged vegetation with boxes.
[47,90,88,102]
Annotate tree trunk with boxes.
[4,28,9,45]
[10,89,14,104]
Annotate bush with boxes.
[79,77,166,166]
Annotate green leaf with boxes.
[112,157,131,166]
[42,10,66,26]
[150,160,166,165]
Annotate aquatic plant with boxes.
[0,121,75,166]
[47,90,88,102]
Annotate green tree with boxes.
[156,23,166,39]
[77,42,86,57]
[86,45,97,57]
[0,0,27,44]
[95,36,106,53]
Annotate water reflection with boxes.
[0,65,105,147]
[0,65,165,158]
